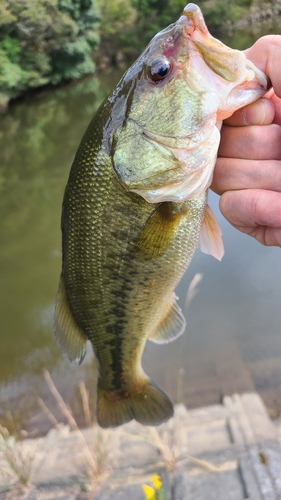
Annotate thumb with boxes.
[223,97,275,126]
[245,35,281,98]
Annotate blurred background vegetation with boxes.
[0,0,279,109]
[0,0,100,109]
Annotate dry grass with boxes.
[124,409,185,472]
[0,372,113,497]
[0,371,230,499]
[42,370,112,494]
[0,423,34,497]
[124,407,224,475]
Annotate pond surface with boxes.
[1,26,281,435]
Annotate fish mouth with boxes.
[176,3,270,118]
[179,4,270,91]
[181,3,209,37]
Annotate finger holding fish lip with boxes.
[244,35,281,98]
[213,33,281,200]
[219,35,281,131]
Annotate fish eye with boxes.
[148,57,172,82]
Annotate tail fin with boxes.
[97,379,174,428]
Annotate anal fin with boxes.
[149,295,186,344]
[54,276,88,364]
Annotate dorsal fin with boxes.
[54,277,88,364]
[149,295,186,344]
[199,204,224,261]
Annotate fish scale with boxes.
[62,122,206,404]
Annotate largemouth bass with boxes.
[54,3,269,428]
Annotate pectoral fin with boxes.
[149,295,186,344]
[134,202,187,258]
[54,277,88,364]
[199,205,224,261]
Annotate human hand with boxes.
[212,35,281,246]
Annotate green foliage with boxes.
[102,0,254,59]
[127,0,184,54]
[200,0,252,31]
[97,0,136,65]
[0,0,100,107]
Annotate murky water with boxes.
[1,26,281,435]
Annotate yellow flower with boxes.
[142,484,156,500]
[151,474,162,490]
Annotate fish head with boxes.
[112,3,270,203]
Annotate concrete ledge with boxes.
[1,392,281,499]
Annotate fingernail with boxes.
[242,99,272,125]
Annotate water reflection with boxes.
[0,75,110,433]
[0,26,281,434]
